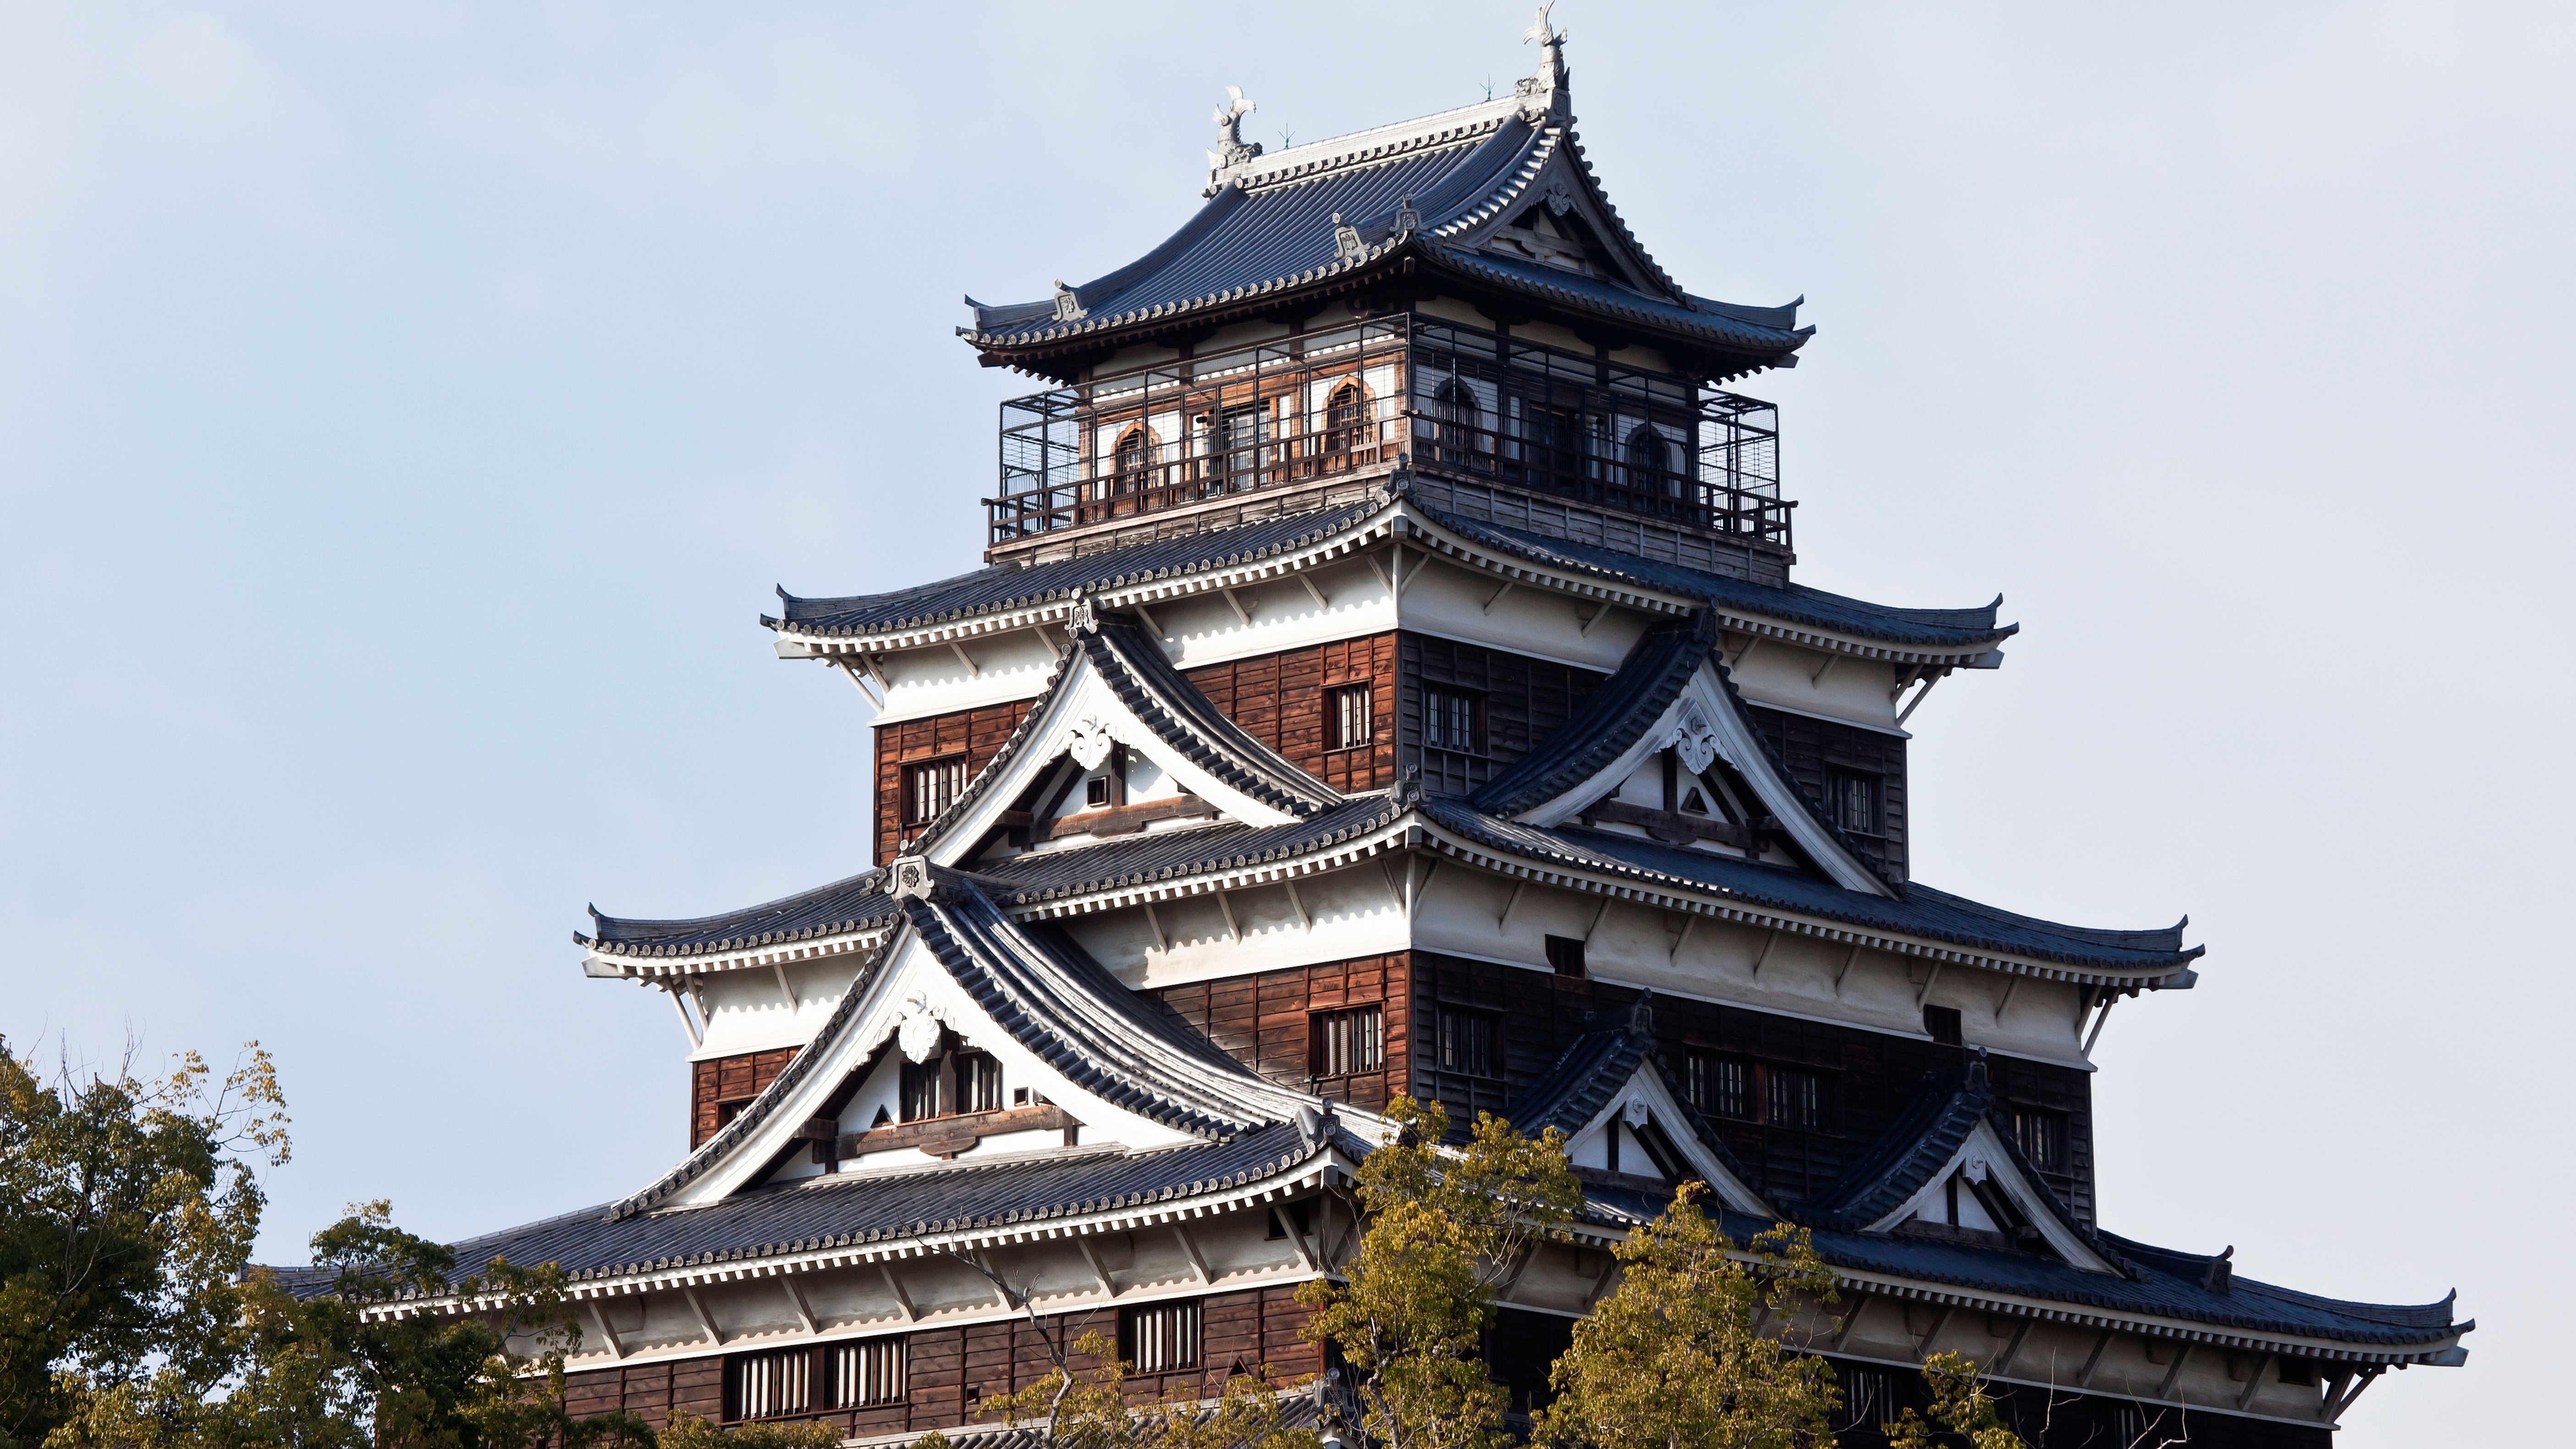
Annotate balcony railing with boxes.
[989,317,1789,550]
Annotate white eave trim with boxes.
[583,924,893,982]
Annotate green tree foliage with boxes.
[1535,1184,1842,1449]
[982,1329,1319,1449]
[0,1036,287,1449]
[1880,1352,2029,1449]
[1298,1097,1583,1449]
[660,1412,844,1449]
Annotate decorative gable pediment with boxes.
[1511,999,1770,1217]
[1868,1117,2122,1275]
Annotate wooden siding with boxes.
[874,699,1038,864]
[557,1287,1316,1439]
[1743,703,1909,884]
[1184,634,1398,794]
[1396,632,1607,796]
[1408,954,2095,1223]
[690,1048,798,1150]
[1151,954,1412,1112]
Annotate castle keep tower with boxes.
[300,20,2467,1447]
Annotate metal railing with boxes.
[988,317,1789,549]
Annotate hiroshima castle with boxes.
[306,16,2469,1446]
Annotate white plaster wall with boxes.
[1057,866,1410,988]
[1725,645,1904,733]
[690,953,862,1059]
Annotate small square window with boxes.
[1085,775,1112,808]
[1545,934,1586,978]
[1922,1005,1963,1046]
[1686,1053,1751,1120]
[1422,687,1483,753]
[1119,1300,1201,1373]
[905,757,969,826]
[1331,684,1374,750]
[1765,1066,1827,1131]
[1310,1005,1386,1077]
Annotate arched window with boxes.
[1625,423,1681,495]
[1430,378,1482,467]
[1112,425,1153,495]
[1323,382,1369,456]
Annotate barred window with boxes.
[1827,767,1880,835]
[1686,1053,1751,1120]
[728,1348,811,1420]
[905,757,968,826]
[1119,1300,1201,1373]
[1311,1005,1385,1078]
[1922,1005,1964,1046]
[899,1058,941,1122]
[1544,934,1585,978]
[1766,1066,1826,1131]
[831,1338,906,1408]
[1422,687,1482,753]
[954,1052,1002,1114]
[1437,1007,1497,1078]
[1331,685,1373,750]
[2010,1107,2066,1172]
[1838,1367,1894,1431]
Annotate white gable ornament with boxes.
[897,991,945,1063]
[1067,717,1116,772]
[1672,698,1719,775]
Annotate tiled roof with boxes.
[1793,1061,1998,1232]
[580,870,894,958]
[1418,800,2198,975]
[1507,996,1759,1190]
[1426,510,2017,652]
[1471,610,1717,817]
[766,503,1381,640]
[980,797,1404,906]
[268,1120,1321,1299]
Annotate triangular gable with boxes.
[1473,612,1891,897]
[1864,1118,2122,1275]
[627,873,1320,1217]
[1509,1000,1769,1216]
[912,609,1343,868]
[1442,130,1677,305]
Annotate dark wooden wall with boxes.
[1151,954,1411,1112]
[873,698,1038,864]
[1743,704,1909,884]
[1185,633,1398,794]
[1396,632,1607,796]
[690,1047,798,1150]
[559,1286,1316,1438]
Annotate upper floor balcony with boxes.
[988,317,1789,556]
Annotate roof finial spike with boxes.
[1517,2,1570,120]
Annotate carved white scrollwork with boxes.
[1671,698,1719,776]
[1621,1098,1650,1129]
[1067,717,1115,772]
[897,991,945,1063]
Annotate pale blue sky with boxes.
[5,4,2568,1441]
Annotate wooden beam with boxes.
[1993,973,2020,1020]
[1075,1238,1120,1298]
[663,985,703,1048]
[1582,895,1613,944]
[1582,1250,1622,1307]
[1889,664,1923,703]
[2085,995,2119,1054]
[836,658,884,709]
[1218,587,1253,626]
[780,1277,819,1336]
[1481,579,1515,614]
[1897,671,1942,726]
[1284,879,1312,932]
[1498,879,1527,933]
[583,1300,624,1361]
[1394,548,1424,598]
[1579,601,1616,637]
[1730,635,1762,669]
[1992,1317,2033,1377]
[1141,902,1170,953]
[948,641,979,677]
[1833,942,1864,997]
[1914,1305,1955,1360]
[1172,1223,1211,1285]
[2077,1329,2114,1388]
[1132,602,1168,641]
[2156,1343,2195,1400]
[1667,913,1697,965]
[876,1263,916,1323]
[1748,928,1780,980]
[2238,1352,2276,1411]
[1827,1295,1869,1352]
[1215,890,1241,943]
[1810,653,1838,687]
[1409,860,1437,920]
[771,962,798,1010]
[682,1287,723,1346]
[1298,574,1330,610]
[1281,1208,1320,1273]
[1915,961,1944,1010]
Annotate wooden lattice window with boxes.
[1422,687,1482,753]
[1119,1300,1201,1373]
[1435,1007,1497,1079]
[1686,1052,1751,1120]
[727,1348,812,1420]
[1827,767,1881,835]
[2009,1106,2067,1172]
[954,1052,1002,1114]
[899,1058,942,1122]
[830,1338,907,1408]
[1765,1066,1827,1131]
[905,757,967,826]
[1112,425,1154,495]
[1324,381,1368,454]
[1310,1005,1385,1078]
[1331,684,1373,750]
